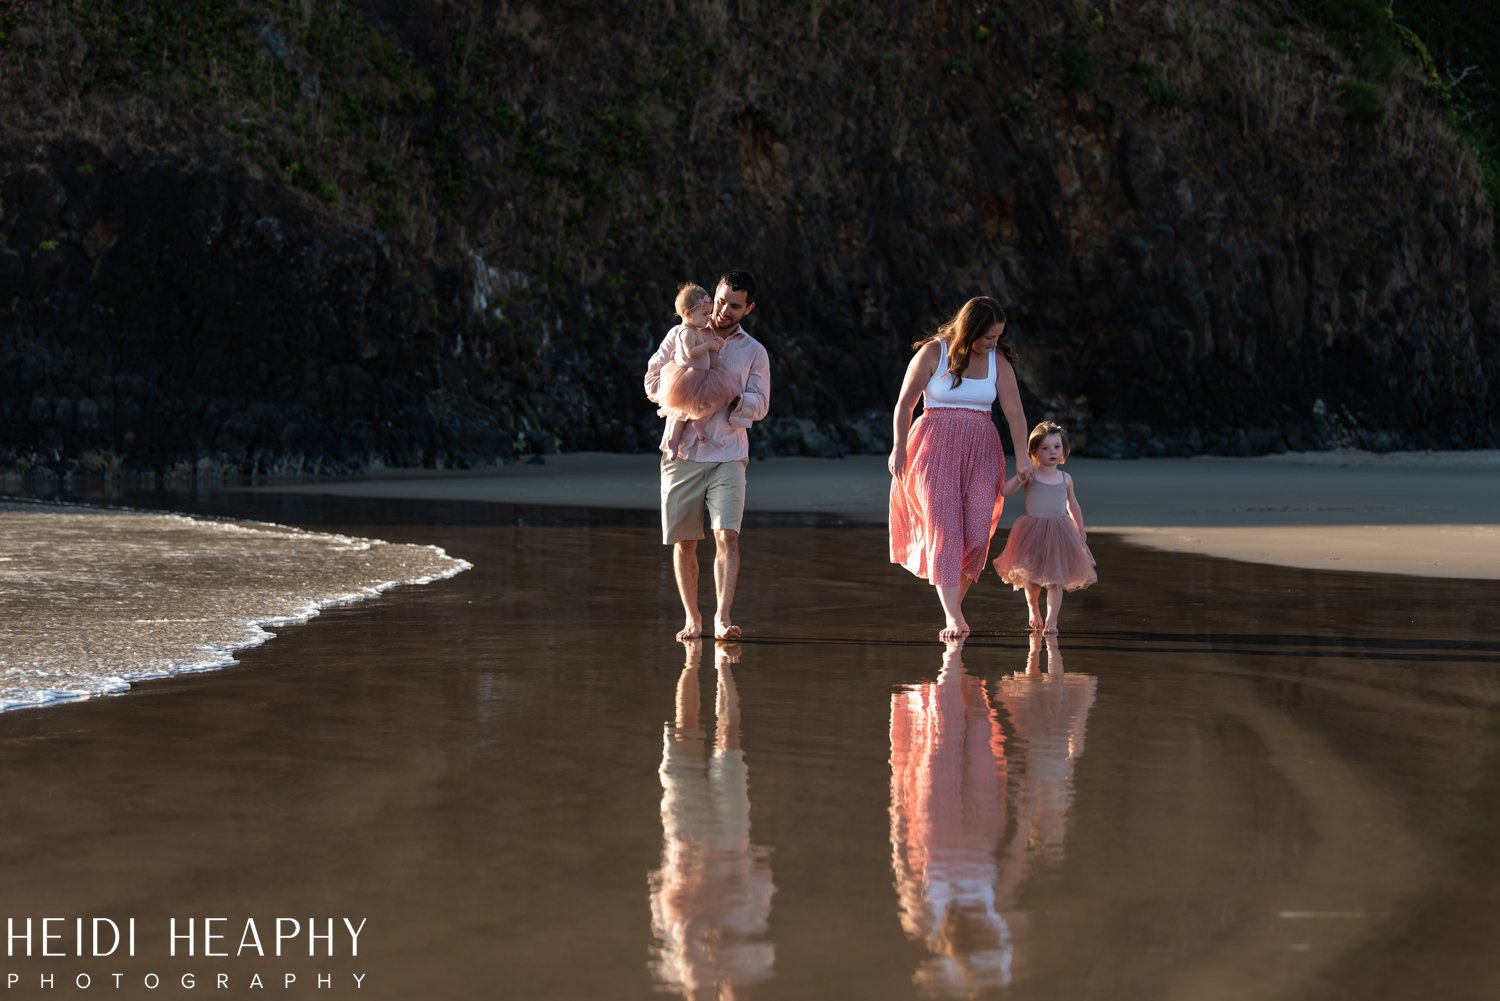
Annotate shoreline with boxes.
[241,450,1500,581]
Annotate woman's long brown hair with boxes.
[913,297,1014,388]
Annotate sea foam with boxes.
[0,501,470,712]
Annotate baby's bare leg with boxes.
[663,418,685,458]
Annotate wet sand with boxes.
[2,483,1498,1000]
[247,449,1500,580]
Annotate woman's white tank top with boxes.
[922,341,997,411]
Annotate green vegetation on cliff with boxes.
[1293,0,1500,232]
[0,0,1496,473]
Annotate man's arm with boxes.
[643,326,681,403]
[727,344,770,428]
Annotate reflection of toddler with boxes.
[657,283,741,459]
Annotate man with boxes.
[645,271,771,641]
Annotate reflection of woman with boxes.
[648,641,775,997]
[889,297,1032,641]
[889,642,1014,994]
[889,637,1096,996]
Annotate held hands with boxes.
[1017,467,1035,485]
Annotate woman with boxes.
[889,296,1032,640]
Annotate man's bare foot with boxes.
[714,621,742,640]
[676,619,703,641]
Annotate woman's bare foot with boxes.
[939,617,968,642]
[676,618,703,641]
[714,620,742,640]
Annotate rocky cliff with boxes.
[1,0,1496,474]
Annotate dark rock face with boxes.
[0,1,1496,474]
[0,142,506,474]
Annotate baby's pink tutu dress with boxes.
[657,330,740,422]
[993,475,1096,591]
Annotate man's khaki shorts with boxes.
[660,457,748,544]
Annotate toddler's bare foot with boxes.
[1043,619,1059,635]
[1025,585,1044,631]
[676,618,703,641]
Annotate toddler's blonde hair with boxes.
[674,282,709,317]
[1027,421,1071,462]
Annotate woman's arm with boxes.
[994,355,1033,475]
[1065,473,1087,538]
[888,341,940,476]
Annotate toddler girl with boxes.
[992,421,1096,634]
[657,283,741,459]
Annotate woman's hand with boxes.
[888,445,906,477]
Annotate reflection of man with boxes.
[888,637,1097,995]
[645,271,771,641]
[648,641,775,997]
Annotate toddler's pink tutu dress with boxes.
[657,327,741,423]
[993,475,1096,591]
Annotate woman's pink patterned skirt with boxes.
[889,407,1006,587]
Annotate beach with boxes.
[246,449,1500,580]
[1,454,1498,1000]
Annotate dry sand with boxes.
[247,449,1500,580]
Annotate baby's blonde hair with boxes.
[1027,421,1071,462]
[674,282,709,318]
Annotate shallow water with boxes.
[1,491,1497,1000]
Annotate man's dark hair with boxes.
[716,270,757,305]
